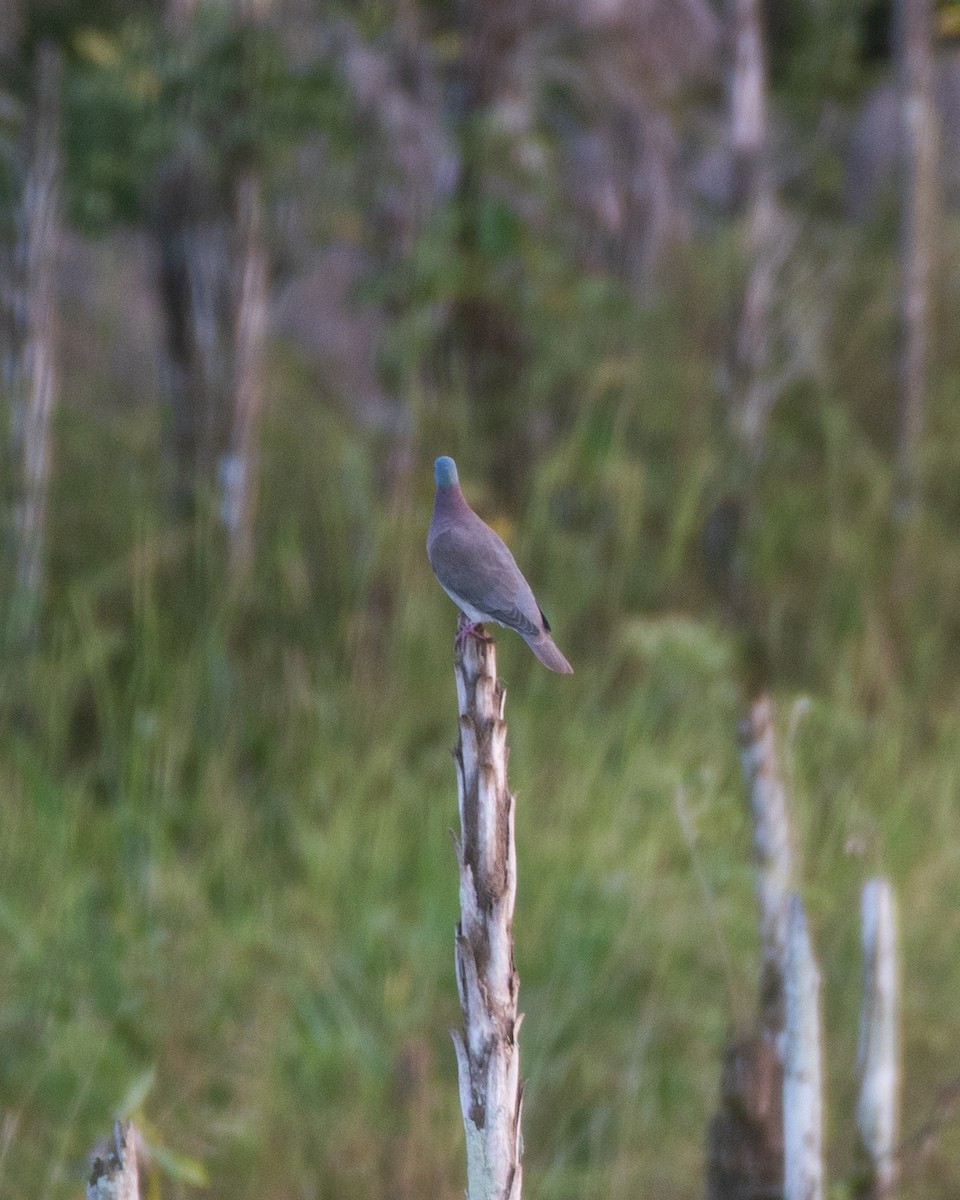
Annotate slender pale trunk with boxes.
[728,0,777,459]
[739,694,795,1021]
[783,893,824,1200]
[451,631,523,1200]
[706,694,794,1199]
[455,0,529,504]
[855,878,900,1200]
[224,0,270,582]
[10,42,60,641]
[87,1122,140,1200]
[224,169,268,584]
[894,0,937,522]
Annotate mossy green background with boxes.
[3,3,960,1196]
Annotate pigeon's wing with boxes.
[428,514,544,638]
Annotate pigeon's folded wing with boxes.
[428,517,544,639]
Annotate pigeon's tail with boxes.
[525,631,574,674]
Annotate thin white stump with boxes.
[784,893,824,1200]
[87,1122,140,1200]
[739,695,795,1001]
[706,695,795,1198]
[451,631,523,1200]
[856,878,900,1200]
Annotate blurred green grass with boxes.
[3,220,960,1199]
[5,573,960,1199]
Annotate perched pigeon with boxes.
[427,456,573,673]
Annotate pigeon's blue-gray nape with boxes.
[434,456,459,487]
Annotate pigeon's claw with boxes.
[455,612,486,651]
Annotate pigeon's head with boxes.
[434,456,459,487]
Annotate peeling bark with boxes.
[87,1122,140,1200]
[451,630,523,1200]
[728,0,779,459]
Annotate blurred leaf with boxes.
[149,1144,209,1187]
[116,1066,156,1118]
[74,28,123,68]
[476,197,522,260]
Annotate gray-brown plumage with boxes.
[427,456,573,673]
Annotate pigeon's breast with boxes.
[435,580,497,626]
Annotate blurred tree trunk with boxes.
[4,42,61,645]
[156,0,270,588]
[154,0,230,521]
[854,878,900,1200]
[453,0,531,505]
[0,1,23,60]
[167,0,201,28]
[701,0,776,795]
[223,0,270,586]
[783,893,824,1200]
[894,0,937,526]
[728,0,777,461]
[153,150,233,517]
[706,696,794,1200]
[224,166,268,585]
[701,0,779,703]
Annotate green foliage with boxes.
[5,488,960,1197]
[770,0,877,116]
[63,10,350,229]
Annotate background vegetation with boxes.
[1,1,960,1197]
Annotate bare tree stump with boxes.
[451,629,523,1200]
[855,878,900,1200]
[740,694,795,1025]
[784,893,824,1200]
[87,1122,140,1200]
[706,693,793,1200]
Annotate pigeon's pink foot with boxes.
[455,612,485,651]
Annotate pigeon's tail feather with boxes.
[525,631,574,674]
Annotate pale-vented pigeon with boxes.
[427,456,573,673]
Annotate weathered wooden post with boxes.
[87,1122,140,1200]
[855,878,900,1200]
[706,694,794,1200]
[783,893,824,1200]
[451,630,523,1200]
